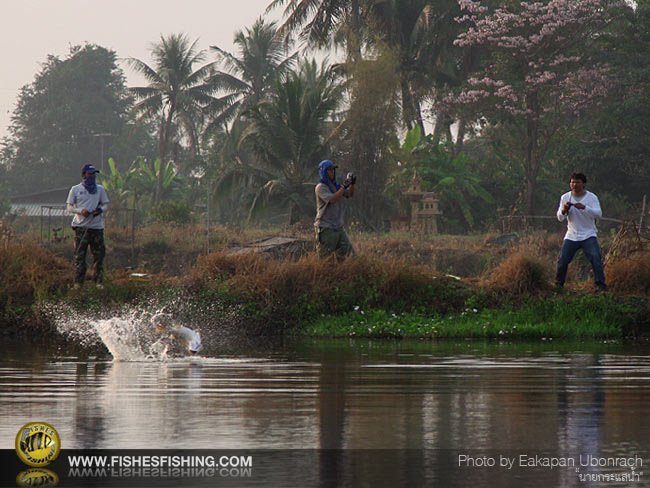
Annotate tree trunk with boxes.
[157,107,175,203]
[432,111,450,145]
[400,79,426,135]
[524,91,540,215]
[288,204,300,226]
[525,172,537,217]
[348,0,362,62]
[401,80,414,131]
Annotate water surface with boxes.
[2,337,649,486]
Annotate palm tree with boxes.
[206,18,298,131]
[366,0,464,134]
[128,33,216,202]
[218,59,343,224]
[268,0,465,134]
[267,0,365,58]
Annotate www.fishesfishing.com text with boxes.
[67,454,253,479]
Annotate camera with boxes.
[566,202,573,207]
[345,172,357,185]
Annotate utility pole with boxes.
[92,133,113,172]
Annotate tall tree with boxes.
[206,18,298,130]
[554,1,650,206]
[219,60,342,224]
[128,34,216,202]
[335,48,401,229]
[447,0,626,215]
[368,0,462,134]
[1,44,134,195]
[267,0,364,58]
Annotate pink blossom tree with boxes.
[447,0,626,215]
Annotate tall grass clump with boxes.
[483,252,551,294]
[605,252,650,295]
[189,251,467,328]
[0,242,74,325]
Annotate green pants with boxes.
[316,227,354,258]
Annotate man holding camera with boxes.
[555,172,606,291]
[314,159,356,257]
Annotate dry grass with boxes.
[0,241,74,316]
[482,252,552,295]
[605,252,650,295]
[190,250,464,320]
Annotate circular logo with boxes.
[15,422,61,467]
[16,468,59,487]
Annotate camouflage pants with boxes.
[73,227,105,284]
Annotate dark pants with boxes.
[73,227,105,284]
[555,236,606,289]
[316,227,354,258]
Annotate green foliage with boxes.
[0,173,10,218]
[101,156,187,219]
[128,34,217,202]
[389,126,495,229]
[150,201,195,224]
[101,157,134,211]
[206,18,298,130]
[306,294,637,339]
[335,47,401,229]
[553,3,650,206]
[217,59,342,224]
[3,44,139,195]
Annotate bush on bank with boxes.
[1,227,649,339]
[188,251,468,329]
[0,242,73,328]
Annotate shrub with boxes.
[483,252,551,294]
[0,242,73,324]
[150,201,195,224]
[189,251,466,326]
[605,252,650,295]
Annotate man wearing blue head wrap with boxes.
[314,160,356,257]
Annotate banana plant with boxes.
[101,156,185,214]
[100,157,136,210]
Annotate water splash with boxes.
[94,316,150,361]
[50,305,194,362]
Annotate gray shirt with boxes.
[314,183,349,230]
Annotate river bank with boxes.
[1,225,649,342]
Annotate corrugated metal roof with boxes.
[10,188,70,204]
[10,204,68,218]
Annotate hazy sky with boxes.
[0,0,281,139]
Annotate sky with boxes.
[0,0,281,139]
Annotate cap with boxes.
[81,163,100,174]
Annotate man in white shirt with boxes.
[67,164,109,287]
[555,172,606,291]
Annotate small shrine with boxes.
[403,173,441,235]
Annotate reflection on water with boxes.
[1,339,649,486]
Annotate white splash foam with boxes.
[51,306,191,362]
[95,317,148,361]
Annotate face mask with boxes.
[83,174,97,194]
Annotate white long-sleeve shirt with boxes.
[556,190,601,241]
